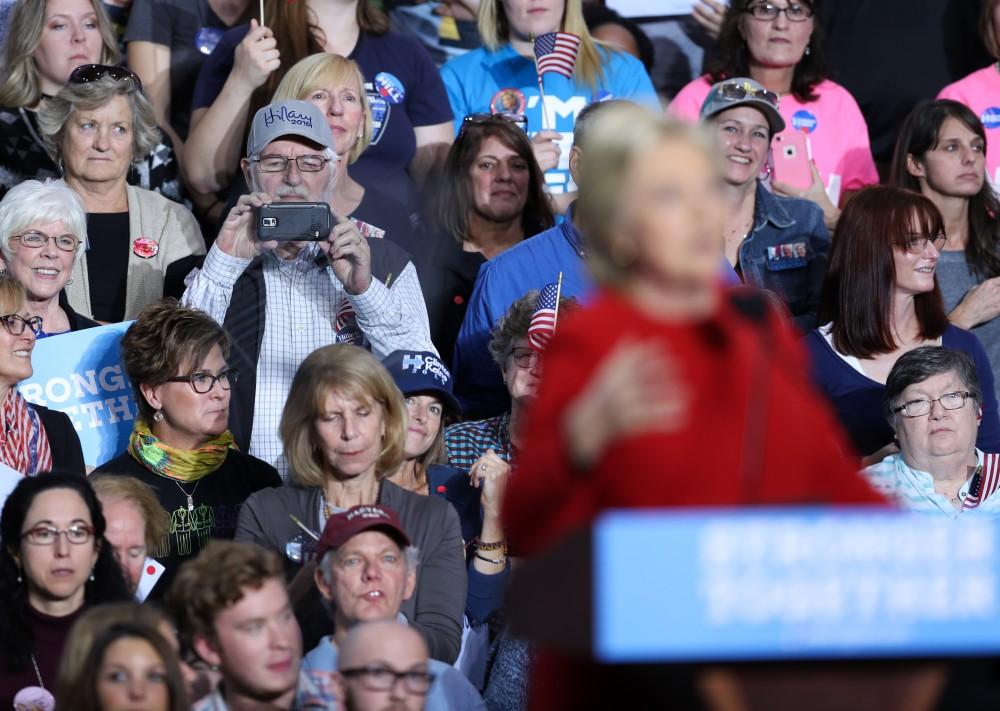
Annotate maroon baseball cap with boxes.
[315,504,411,560]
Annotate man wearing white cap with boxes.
[183,100,435,478]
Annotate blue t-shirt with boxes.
[804,324,1000,457]
[191,28,453,207]
[440,44,658,193]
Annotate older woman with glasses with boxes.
[0,473,130,708]
[864,346,1000,516]
[0,179,97,337]
[0,275,84,473]
[94,301,281,598]
[36,65,204,323]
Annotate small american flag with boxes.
[533,32,581,79]
[528,282,560,352]
[965,452,1000,510]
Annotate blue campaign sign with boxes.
[594,507,1000,663]
[18,322,136,468]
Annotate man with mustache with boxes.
[182,99,434,479]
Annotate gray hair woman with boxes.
[0,178,95,336]
[864,346,1000,516]
[0,0,185,203]
[36,68,204,323]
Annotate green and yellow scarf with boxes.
[129,419,237,483]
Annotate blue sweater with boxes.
[804,325,1000,457]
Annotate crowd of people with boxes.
[0,0,998,708]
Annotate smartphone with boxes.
[772,130,813,191]
[255,202,332,241]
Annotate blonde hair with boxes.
[90,474,171,554]
[272,54,373,165]
[36,75,161,165]
[576,105,718,285]
[478,0,605,89]
[0,275,27,314]
[282,345,406,487]
[0,0,119,108]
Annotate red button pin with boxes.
[146,565,156,575]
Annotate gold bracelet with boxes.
[473,538,508,554]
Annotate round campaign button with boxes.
[790,109,818,133]
[981,107,1000,130]
[374,72,405,105]
[490,88,526,115]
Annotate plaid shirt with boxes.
[444,412,513,469]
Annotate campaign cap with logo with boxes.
[381,350,462,417]
[246,99,336,157]
[315,504,411,560]
[699,77,785,135]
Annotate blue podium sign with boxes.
[594,508,1000,662]
[18,322,137,468]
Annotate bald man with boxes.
[339,621,432,711]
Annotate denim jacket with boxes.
[738,182,830,331]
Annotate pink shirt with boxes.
[937,65,1000,188]
[669,76,879,205]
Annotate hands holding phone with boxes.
[216,192,278,259]
[320,216,372,295]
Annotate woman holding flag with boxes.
[439,0,657,210]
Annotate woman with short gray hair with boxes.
[36,67,204,322]
[0,178,96,335]
[864,346,1000,516]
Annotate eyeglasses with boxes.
[164,368,239,394]
[340,665,435,695]
[717,81,780,109]
[21,524,95,546]
[461,113,528,135]
[509,347,539,369]
[251,155,329,173]
[903,232,947,255]
[0,314,42,336]
[12,230,81,252]
[892,391,973,418]
[68,63,143,92]
[743,2,814,22]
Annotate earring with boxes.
[89,571,95,581]
[609,234,638,268]
[66,278,73,285]
[804,44,811,56]
[153,410,164,423]
[16,572,21,583]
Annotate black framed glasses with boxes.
[0,314,42,336]
[165,368,239,394]
[509,347,539,369]
[251,154,329,173]
[718,80,780,109]
[340,665,435,695]
[12,230,81,252]
[461,112,528,135]
[68,63,143,92]
[743,2,814,22]
[892,391,973,418]
[21,524,95,546]
[904,232,947,255]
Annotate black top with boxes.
[85,212,131,323]
[32,403,85,473]
[93,448,282,598]
[351,185,423,257]
[0,606,84,708]
[421,234,487,365]
[819,0,989,165]
[0,106,186,204]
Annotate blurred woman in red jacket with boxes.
[504,104,885,710]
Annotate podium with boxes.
[507,508,1000,710]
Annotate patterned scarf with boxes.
[2,388,52,475]
[128,419,236,483]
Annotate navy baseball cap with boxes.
[382,351,462,417]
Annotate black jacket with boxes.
[32,403,85,473]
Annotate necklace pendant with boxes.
[186,495,194,512]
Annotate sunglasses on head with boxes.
[718,81,779,109]
[461,112,528,135]
[68,64,143,92]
